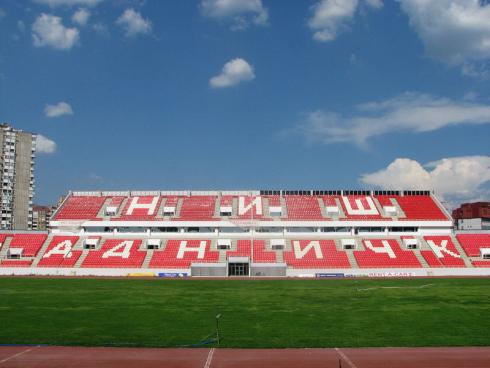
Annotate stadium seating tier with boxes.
[51,193,449,221]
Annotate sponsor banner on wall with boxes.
[157,272,188,278]
[315,273,345,278]
[128,272,155,277]
[367,272,415,278]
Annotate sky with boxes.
[0,0,489,208]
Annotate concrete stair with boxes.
[373,198,399,220]
[155,198,166,219]
[413,249,429,268]
[31,234,54,267]
[390,197,406,220]
[142,249,154,268]
[373,198,390,219]
[418,236,430,251]
[451,235,473,268]
[219,251,227,263]
[115,198,128,217]
[263,198,271,218]
[346,251,358,268]
[332,197,345,220]
[0,236,13,259]
[75,249,89,268]
[317,197,329,218]
[72,237,84,250]
[174,198,184,218]
[139,239,149,251]
[214,194,222,218]
[231,197,238,217]
[333,239,358,268]
[279,197,288,220]
[275,249,284,263]
[96,198,112,220]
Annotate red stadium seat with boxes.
[354,239,421,268]
[81,239,146,268]
[396,196,448,220]
[175,196,217,221]
[37,236,81,267]
[422,236,465,267]
[54,196,106,220]
[456,234,490,257]
[116,196,164,221]
[284,196,324,220]
[8,233,48,257]
[149,240,219,268]
[283,240,350,268]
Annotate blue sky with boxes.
[0,0,489,206]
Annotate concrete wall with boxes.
[0,266,489,277]
[0,267,190,277]
[191,264,227,276]
[285,267,490,277]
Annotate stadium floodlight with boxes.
[216,314,222,345]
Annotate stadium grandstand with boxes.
[0,189,489,277]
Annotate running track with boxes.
[0,346,489,367]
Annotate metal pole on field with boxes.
[215,314,221,345]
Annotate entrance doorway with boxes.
[228,262,249,276]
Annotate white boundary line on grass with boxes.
[335,348,358,368]
[357,284,435,292]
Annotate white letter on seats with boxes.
[177,240,207,259]
[126,196,159,215]
[102,240,133,259]
[43,240,74,258]
[238,196,262,216]
[364,240,396,258]
[342,196,379,215]
[293,240,323,259]
[427,240,460,258]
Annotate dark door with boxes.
[228,262,249,276]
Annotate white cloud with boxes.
[0,9,6,20]
[463,91,479,101]
[32,13,79,50]
[365,0,383,8]
[399,0,490,75]
[17,20,26,32]
[200,0,268,31]
[349,53,358,64]
[36,134,57,154]
[33,0,103,7]
[308,0,382,42]
[89,172,103,181]
[210,58,255,88]
[297,92,490,146]
[462,62,490,80]
[116,8,151,37]
[308,0,358,42]
[44,101,73,117]
[92,22,108,36]
[72,8,90,26]
[360,156,490,205]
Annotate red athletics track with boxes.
[0,346,489,368]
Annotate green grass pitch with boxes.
[0,277,489,348]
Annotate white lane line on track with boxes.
[204,348,215,368]
[335,348,358,368]
[0,346,39,365]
